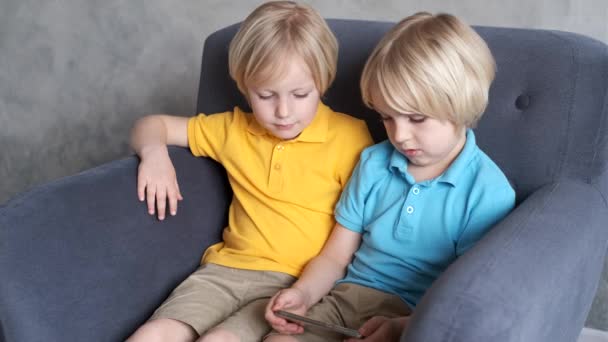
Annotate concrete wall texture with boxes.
[1,0,607,331]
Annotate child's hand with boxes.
[137,145,183,220]
[265,288,309,335]
[344,315,410,342]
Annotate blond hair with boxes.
[229,1,338,95]
[360,12,496,127]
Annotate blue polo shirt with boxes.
[335,129,515,308]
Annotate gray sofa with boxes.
[1,19,607,342]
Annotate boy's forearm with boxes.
[292,254,348,309]
[290,224,360,309]
[130,115,169,157]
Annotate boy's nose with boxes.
[275,99,289,118]
[393,122,412,143]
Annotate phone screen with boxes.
[274,310,362,338]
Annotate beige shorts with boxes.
[150,263,296,341]
[267,283,411,342]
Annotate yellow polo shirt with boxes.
[187,103,373,276]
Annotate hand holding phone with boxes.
[274,310,362,339]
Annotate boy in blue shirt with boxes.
[264,12,516,342]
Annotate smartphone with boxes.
[274,310,363,339]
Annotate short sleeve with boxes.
[336,120,374,187]
[456,185,516,256]
[334,147,377,233]
[187,111,235,161]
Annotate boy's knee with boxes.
[126,318,197,342]
[197,328,241,342]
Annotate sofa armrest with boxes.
[0,147,230,342]
[402,180,608,342]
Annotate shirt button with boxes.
[276,145,284,151]
[412,187,420,195]
[406,205,414,214]
[274,163,282,170]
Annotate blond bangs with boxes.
[361,12,496,127]
[228,1,337,95]
[385,57,452,121]
[362,32,453,121]
[242,41,294,89]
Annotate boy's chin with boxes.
[271,129,302,140]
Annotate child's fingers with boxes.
[167,188,179,216]
[265,295,286,325]
[272,294,286,310]
[156,188,167,220]
[266,296,299,329]
[293,325,305,334]
[272,319,303,335]
[266,314,287,328]
[272,291,297,310]
[268,293,281,311]
[358,316,388,337]
[146,184,156,215]
[137,177,146,202]
[281,322,305,334]
[175,180,183,201]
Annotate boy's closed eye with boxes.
[408,114,427,123]
[257,93,274,100]
[293,92,310,99]
[255,92,311,100]
[379,114,427,123]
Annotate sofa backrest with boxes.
[196,19,608,203]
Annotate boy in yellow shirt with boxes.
[126,2,372,342]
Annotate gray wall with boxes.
[1,0,607,331]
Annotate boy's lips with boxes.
[403,149,420,157]
[275,123,295,130]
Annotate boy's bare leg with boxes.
[197,327,240,342]
[126,318,198,342]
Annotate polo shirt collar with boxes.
[438,129,477,186]
[389,147,409,177]
[246,109,266,136]
[388,129,478,186]
[246,102,329,143]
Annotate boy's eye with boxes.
[257,94,273,100]
[409,115,426,123]
[294,93,309,99]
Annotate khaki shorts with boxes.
[150,263,296,341]
[267,283,411,342]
